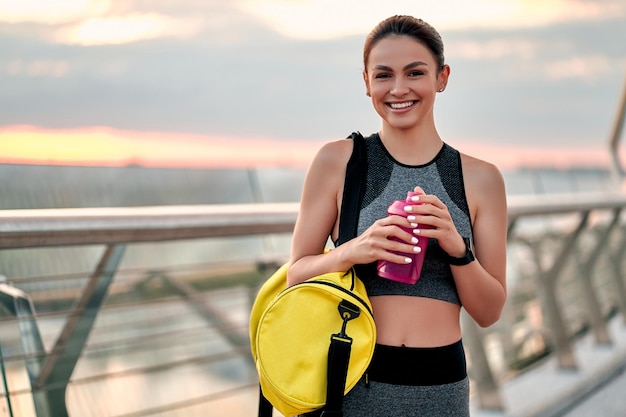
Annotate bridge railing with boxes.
[1,193,626,415]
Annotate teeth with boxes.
[390,101,414,109]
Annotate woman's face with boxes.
[364,35,448,131]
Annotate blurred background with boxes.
[1,0,625,171]
[1,1,626,416]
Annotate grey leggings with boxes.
[301,340,469,417]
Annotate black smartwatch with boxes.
[446,238,475,266]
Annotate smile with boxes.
[387,101,416,109]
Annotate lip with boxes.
[386,100,417,110]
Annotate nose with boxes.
[390,78,409,96]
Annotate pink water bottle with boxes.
[377,191,430,284]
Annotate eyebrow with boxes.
[373,61,428,72]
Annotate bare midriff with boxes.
[370,295,462,347]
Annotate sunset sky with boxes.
[0,0,625,170]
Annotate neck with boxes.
[378,124,443,166]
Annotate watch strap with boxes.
[447,238,475,266]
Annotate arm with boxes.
[407,159,507,327]
[287,139,352,286]
[453,159,507,327]
[288,139,423,286]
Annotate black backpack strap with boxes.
[321,336,352,416]
[322,133,366,415]
[337,132,367,246]
[322,296,361,416]
[258,385,273,417]
[257,132,367,417]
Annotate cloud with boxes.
[0,0,111,24]
[542,55,616,81]
[5,59,70,77]
[0,0,267,46]
[53,13,204,45]
[447,39,537,61]
[6,0,623,46]
[445,36,623,83]
[0,0,623,158]
[239,0,626,39]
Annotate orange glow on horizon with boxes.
[454,140,617,171]
[0,125,324,169]
[0,125,620,172]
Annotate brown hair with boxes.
[363,15,445,73]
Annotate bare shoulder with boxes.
[459,151,507,224]
[292,137,358,256]
[311,138,355,171]
[460,152,505,195]
[304,137,356,189]
[301,137,359,202]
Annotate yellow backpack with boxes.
[249,264,376,416]
[249,132,375,416]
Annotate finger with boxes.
[379,251,415,265]
[379,241,423,263]
[381,226,422,251]
[413,185,425,195]
[381,214,415,228]
[406,210,439,229]
[408,193,446,210]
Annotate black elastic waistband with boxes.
[366,340,467,386]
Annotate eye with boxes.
[409,70,425,77]
[374,73,392,79]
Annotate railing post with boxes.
[462,312,504,411]
[0,283,41,417]
[522,212,591,370]
[609,72,626,184]
[574,208,621,345]
[0,343,15,417]
[32,244,125,417]
[529,246,577,370]
[607,223,626,323]
[160,273,252,366]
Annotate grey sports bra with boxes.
[345,134,473,306]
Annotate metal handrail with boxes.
[0,203,299,249]
[2,193,626,415]
[507,192,626,220]
[2,192,625,249]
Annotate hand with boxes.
[403,186,466,258]
[343,213,422,266]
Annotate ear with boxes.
[438,65,450,91]
[363,71,371,96]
